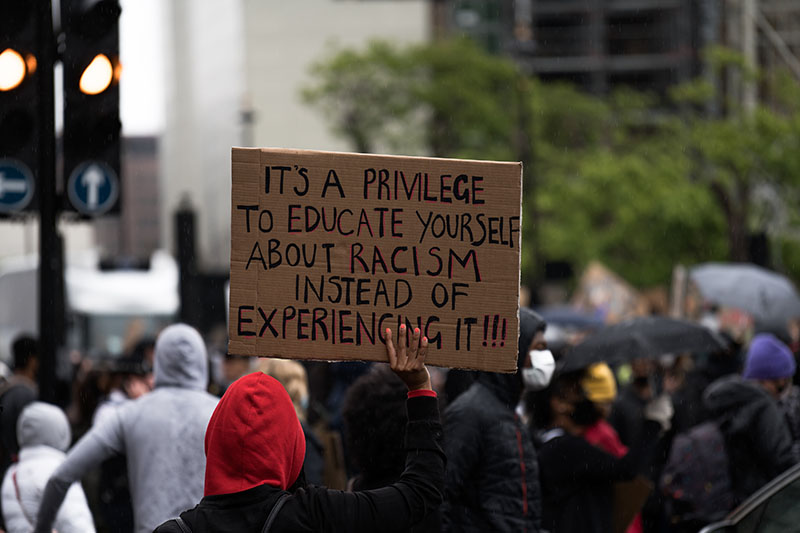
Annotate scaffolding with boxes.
[516,0,696,96]
[446,0,800,100]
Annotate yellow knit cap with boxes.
[581,363,617,403]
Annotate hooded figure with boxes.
[1,403,95,533]
[441,308,547,532]
[203,372,306,497]
[33,324,219,533]
[703,375,796,503]
[154,329,445,533]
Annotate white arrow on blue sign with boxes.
[67,161,119,215]
[0,159,35,214]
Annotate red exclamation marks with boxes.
[483,315,505,348]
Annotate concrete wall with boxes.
[242,0,429,152]
[160,0,428,272]
[160,0,246,272]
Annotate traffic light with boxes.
[0,1,41,215]
[62,0,122,216]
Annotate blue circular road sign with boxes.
[0,159,35,214]
[67,161,119,215]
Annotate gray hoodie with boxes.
[34,324,219,533]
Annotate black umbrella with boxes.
[559,316,727,373]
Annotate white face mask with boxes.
[522,349,555,391]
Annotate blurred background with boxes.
[1,0,799,383]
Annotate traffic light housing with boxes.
[0,1,41,215]
[62,0,122,216]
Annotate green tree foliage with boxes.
[531,84,726,286]
[670,50,800,264]
[302,39,799,288]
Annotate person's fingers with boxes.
[409,327,421,359]
[385,328,397,369]
[416,336,429,368]
[397,323,407,365]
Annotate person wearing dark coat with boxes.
[608,358,655,448]
[534,369,671,533]
[0,335,39,472]
[441,308,548,532]
[342,364,439,532]
[704,352,797,504]
[153,325,444,533]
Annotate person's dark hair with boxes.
[529,370,583,431]
[131,337,155,358]
[113,355,150,376]
[12,335,39,371]
[342,365,408,484]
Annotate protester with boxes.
[340,362,437,530]
[219,353,254,395]
[535,368,672,533]
[92,353,153,426]
[1,402,95,533]
[0,336,39,475]
[32,324,219,533]
[258,358,324,486]
[153,324,444,532]
[92,353,154,533]
[608,357,655,448]
[580,363,627,456]
[441,308,549,532]
[703,333,797,505]
[580,363,643,533]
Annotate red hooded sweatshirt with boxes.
[203,372,306,496]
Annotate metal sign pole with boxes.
[37,0,63,403]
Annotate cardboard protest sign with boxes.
[228,148,522,372]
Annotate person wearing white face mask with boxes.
[523,348,556,392]
[442,308,549,533]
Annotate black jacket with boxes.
[703,375,796,504]
[441,308,545,532]
[537,421,660,533]
[153,396,444,533]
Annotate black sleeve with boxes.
[274,395,445,533]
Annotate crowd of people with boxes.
[0,306,799,533]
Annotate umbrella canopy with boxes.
[536,305,605,329]
[690,263,800,326]
[560,316,726,373]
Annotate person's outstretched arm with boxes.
[33,408,125,533]
[275,325,445,533]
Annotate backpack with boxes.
[660,420,735,524]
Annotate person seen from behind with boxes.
[32,324,218,533]
[703,332,797,505]
[92,351,154,533]
[154,324,444,532]
[0,336,39,475]
[341,364,439,532]
[1,402,95,533]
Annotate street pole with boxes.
[37,0,63,403]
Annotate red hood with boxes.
[204,372,306,496]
